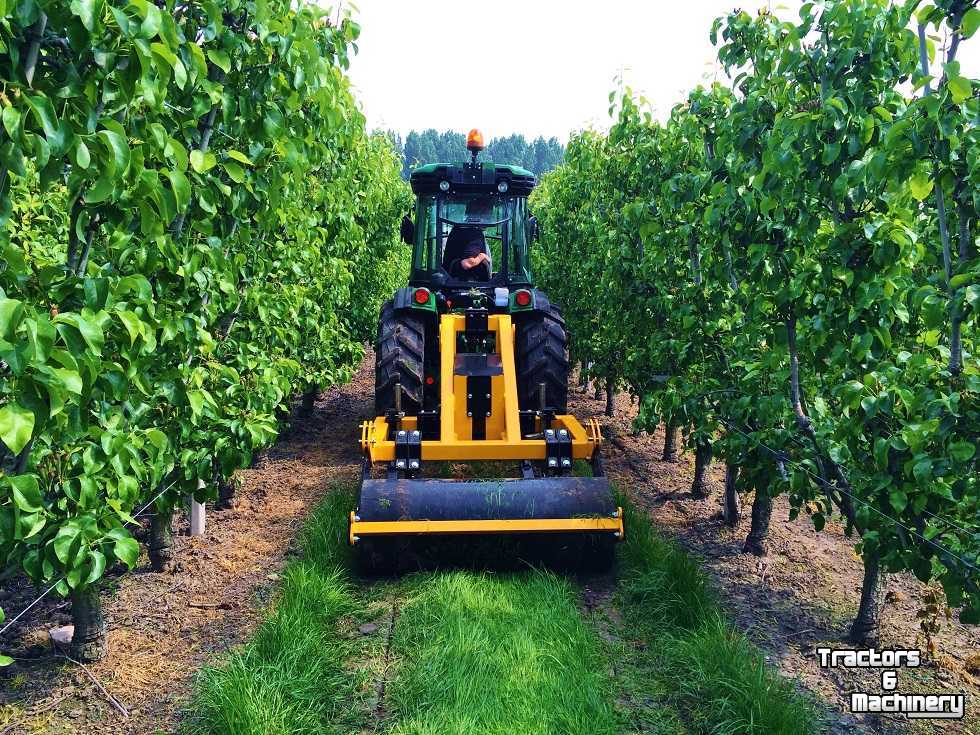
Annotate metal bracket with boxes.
[544,428,572,472]
[418,410,440,440]
[467,375,492,440]
[393,429,422,474]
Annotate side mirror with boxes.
[528,215,539,242]
[400,215,415,245]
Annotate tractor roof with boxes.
[409,162,536,197]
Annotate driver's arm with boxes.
[460,252,489,270]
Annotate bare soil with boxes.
[567,382,980,735]
[0,359,373,735]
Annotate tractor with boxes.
[349,129,623,573]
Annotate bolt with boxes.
[412,431,420,438]
[611,510,619,518]
[562,459,571,467]
[396,459,406,468]
[352,535,360,543]
[467,393,472,399]
[559,429,568,438]
[354,515,361,522]
[548,458,558,467]
[410,460,420,469]
[467,411,472,417]
[485,393,490,399]
[398,430,406,437]
[614,532,622,538]
[485,411,491,417]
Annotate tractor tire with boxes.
[516,303,569,414]
[375,301,424,416]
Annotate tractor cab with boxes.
[402,130,538,309]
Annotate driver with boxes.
[443,198,492,281]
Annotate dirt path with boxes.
[0,358,374,735]
[568,383,980,734]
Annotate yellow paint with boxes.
[350,509,625,539]
[361,414,598,461]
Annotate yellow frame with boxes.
[349,509,625,543]
[360,313,602,463]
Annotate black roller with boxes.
[358,476,615,522]
[352,477,617,575]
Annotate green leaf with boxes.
[84,175,115,203]
[949,441,976,462]
[53,525,80,564]
[25,95,65,153]
[140,3,162,38]
[947,75,972,104]
[223,161,245,183]
[165,169,191,211]
[207,48,231,73]
[75,140,91,169]
[821,142,840,165]
[116,310,144,345]
[0,402,35,455]
[910,173,934,201]
[0,655,12,667]
[962,8,980,38]
[889,490,908,513]
[113,535,139,567]
[70,0,100,31]
[187,389,205,417]
[54,313,104,355]
[2,107,20,138]
[10,474,43,511]
[0,298,24,340]
[86,550,106,584]
[227,149,253,165]
[190,149,216,173]
[98,129,131,174]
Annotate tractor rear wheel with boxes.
[375,300,424,415]
[516,303,569,413]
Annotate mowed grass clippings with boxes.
[385,570,618,735]
[614,500,820,735]
[183,484,379,735]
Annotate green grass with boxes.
[385,570,617,735]
[606,500,819,735]
[183,475,820,735]
[183,486,375,735]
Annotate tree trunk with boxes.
[691,440,712,498]
[149,508,175,572]
[69,585,107,662]
[578,362,590,392]
[723,463,741,527]
[743,488,772,556]
[849,551,881,644]
[300,383,319,417]
[216,476,235,510]
[662,421,679,462]
[604,378,615,417]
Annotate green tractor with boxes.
[349,129,623,573]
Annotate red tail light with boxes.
[514,289,532,307]
[414,288,430,305]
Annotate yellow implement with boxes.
[351,312,623,573]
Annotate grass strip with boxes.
[183,484,377,735]
[610,499,820,735]
[385,570,617,735]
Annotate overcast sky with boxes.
[344,1,980,143]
